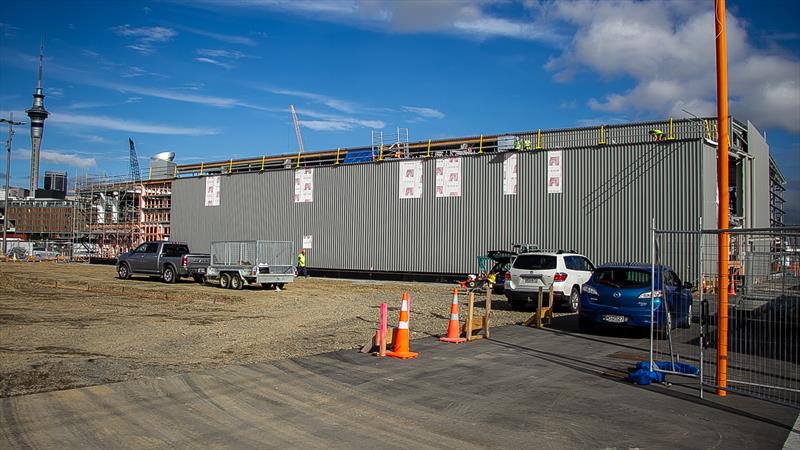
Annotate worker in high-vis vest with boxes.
[514,137,522,151]
[649,129,665,141]
[296,249,308,277]
[524,138,532,151]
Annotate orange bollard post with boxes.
[728,274,736,295]
[440,288,467,343]
[386,292,419,359]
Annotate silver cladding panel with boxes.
[172,140,709,276]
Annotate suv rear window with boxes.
[513,254,557,270]
[162,244,190,257]
[593,268,651,288]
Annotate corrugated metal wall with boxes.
[172,139,708,278]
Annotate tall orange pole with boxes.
[715,0,730,397]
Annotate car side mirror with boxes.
[683,282,693,289]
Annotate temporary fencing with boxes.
[650,226,799,408]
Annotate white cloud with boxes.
[112,24,177,54]
[545,1,800,133]
[264,87,361,114]
[49,112,219,136]
[298,108,385,131]
[185,1,563,43]
[194,57,233,69]
[14,148,96,168]
[197,48,252,59]
[401,106,445,119]
[175,25,257,46]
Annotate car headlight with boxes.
[638,290,662,299]
[583,285,598,295]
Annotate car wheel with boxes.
[230,274,244,290]
[578,316,594,333]
[118,264,130,280]
[680,303,692,328]
[220,273,231,289]
[509,299,526,311]
[163,266,177,284]
[567,287,580,313]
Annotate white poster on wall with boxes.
[302,235,313,249]
[547,151,563,194]
[503,153,518,195]
[294,168,314,203]
[398,160,423,199]
[204,176,221,206]
[435,157,462,197]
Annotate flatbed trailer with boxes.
[207,240,295,290]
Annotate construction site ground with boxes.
[0,261,544,397]
[2,314,798,448]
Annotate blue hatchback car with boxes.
[578,263,692,333]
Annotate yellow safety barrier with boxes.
[335,147,341,165]
[228,159,233,174]
[426,139,431,158]
[714,123,719,141]
[199,162,204,175]
[478,134,483,154]
[598,125,606,145]
[535,129,543,150]
[261,155,266,171]
[378,144,384,161]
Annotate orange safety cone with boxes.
[386,292,419,359]
[728,274,736,295]
[440,288,467,343]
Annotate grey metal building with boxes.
[170,117,776,280]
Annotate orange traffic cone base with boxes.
[439,336,466,343]
[385,350,418,359]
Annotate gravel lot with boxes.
[0,262,566,397]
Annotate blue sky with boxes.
[1,0,798,221]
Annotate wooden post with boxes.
[378,302,387,357]
[484,288,492,339]
[466,292,476,341]
[548,284,555,325]
[536,286,544,329]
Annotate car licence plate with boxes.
[602,314,627,323]
[197,268,206,274]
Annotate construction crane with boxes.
[290,104,304,168]
[128,138,141,182]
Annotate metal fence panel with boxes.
[652,227,800,408]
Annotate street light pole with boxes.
[1,113,26,256]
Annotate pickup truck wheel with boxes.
[230,274,244,290]
[117,264,130,280]
[162,266,177,284]
[220,273,231,289]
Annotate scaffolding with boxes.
[74,174,143,259]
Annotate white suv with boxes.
[504,251,595,312]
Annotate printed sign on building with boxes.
[435,157,462,197]
[302,235,313,249]
[547,151,562,194]
[204,176,221,206]
[503,153,518,195]
[294,168,314,203]
[398,160,423,199]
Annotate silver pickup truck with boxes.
[117,241,210,283]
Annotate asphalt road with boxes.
[2,318,798,449]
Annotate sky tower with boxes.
[26,40,49,195]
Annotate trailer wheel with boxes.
[220,273,231,289]
[261,283,273,289]
[230,274,244,290]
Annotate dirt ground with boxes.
[0,261,565,397]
